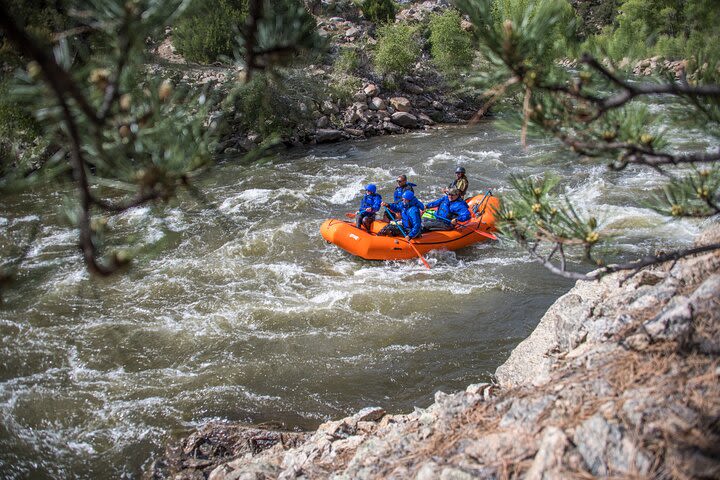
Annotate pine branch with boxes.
[523,240,720,281]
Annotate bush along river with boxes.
[0,118,706,478]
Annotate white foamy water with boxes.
[0,119,712,478]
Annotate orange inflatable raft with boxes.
[320,194,500,260]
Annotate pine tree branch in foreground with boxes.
[0,0,326,284]
[456,0,720,281]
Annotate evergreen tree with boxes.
[0,0,325,294]
[456,0,720,280]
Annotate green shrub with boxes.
[231,70,323,139]
[335,46,360,74]
[428,10,474,76]
[374,22,422,77]
[173,0,248,64]
[329,73,362,104]
[582,0,720,61]
[0,81,40,141]
[361,0,396,24]
[0,0,74,66]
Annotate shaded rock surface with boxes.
[149,224,720,479]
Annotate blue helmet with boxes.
[365,184,377,193]
[402,190,415,201]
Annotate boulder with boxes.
[364,84,379,96]
[354,406,386,422]
[352,101,369,112]
[391,112,419,128]
[383,121,404,134]
[369,97,387,110]
[344,128,365,137]
[345,109,362,123]
[573,414,651,476]
[417,113,435,125]
[315,129,343,143]
[316,115,330,129]
[525,427,568,480]
[390,96,412,112]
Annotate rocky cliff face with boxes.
[148,225,720,480]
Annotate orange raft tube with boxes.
[320,194,500,260]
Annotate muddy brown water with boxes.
[0,120,705,478]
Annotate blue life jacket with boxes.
[388,196,424,214]
[401,205,422,238]
[359,192,382,213]
[393,182,416,203]
[425,195,471,224]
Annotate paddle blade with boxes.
[475,229,498,240]
[408,242,431,270]
[345,212,357,219]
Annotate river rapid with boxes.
[0,120,706,478]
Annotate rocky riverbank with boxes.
[149,1,483,155]
[146,225,720,479]
[150,0,691,158]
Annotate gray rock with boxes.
[315,129,343,143]
[439,467,476,480]
[369,97,387,110]
[364,84,379,96]
[383,121,404,134]
[316,115,330,128]
[499,395,554,428]
[416,462,440,480]
[525,427,568,480]
[633,270,666,287]
[417,113,434,125]
[573,414,650,476]
[354,407,386,422]
[353,92,367,102]
[465,383,490,395]
[390,97,412,112]
[390,112,419,128]
[643,296,692,341]
[345,128,365,137]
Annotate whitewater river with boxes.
[0,119,707,478]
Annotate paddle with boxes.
[383,207,430,270]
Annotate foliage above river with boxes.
[1,0,719,285]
